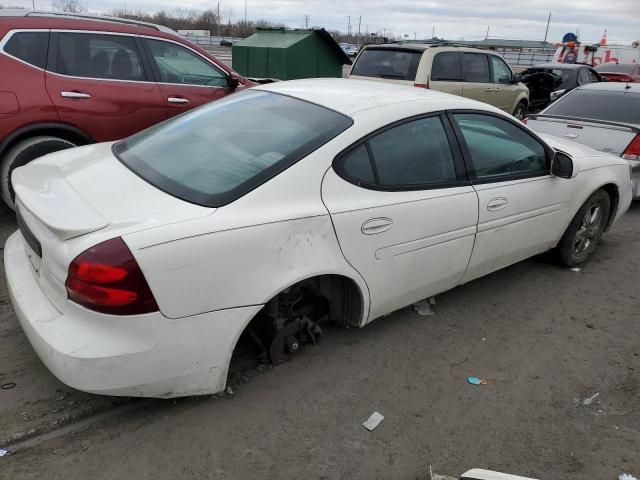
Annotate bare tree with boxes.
[53,0,86,12]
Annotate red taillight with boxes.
[65,237,159,315]
[622,134,640,160]
[414,83,429,88]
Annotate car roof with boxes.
[255,78,499,116]
[577,82,640,93]
[531,63,590,70]
[360,42,497,54]
[0,10,175,34]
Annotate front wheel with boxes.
[558,190,610,267]
[512,101,527,121]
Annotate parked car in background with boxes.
[521,63,603,110]
[6,79,631,398]
[594,62,640,83]
[348,42,530,119]
[527,82,640,198]
[0,10,251,210]
[219,39,233,47]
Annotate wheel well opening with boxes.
[601,183,619,231]
[228,275,364,376]
[1,126,92,158]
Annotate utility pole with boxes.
[217,2,221,37]
[244,0,247,33]
[432,25,435,38]
[347,16,351,39]
[485,26,490,40]
[543,12,551,43]
[303,14,310,29]
[357,16,361,46]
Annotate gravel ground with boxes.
[0,204,639,480]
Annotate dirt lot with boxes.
[0,204,639,480]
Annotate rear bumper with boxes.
[5,231,261,398]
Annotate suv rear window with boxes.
[3,32,49,69]
[351,48,421,81]
[431,52,462,81]
[543,89,640,125]
[114,91,352,207]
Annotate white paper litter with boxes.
[0,449,8,457]
[582,392,600,405]
[570,267,581,272]
[413,300,434,316]
[619,474,638,480]
[362,411,384,431]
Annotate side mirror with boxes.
[512,73,522,84]
[228,74,241,90]
[551,151,574,179]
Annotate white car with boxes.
[526,82,640,199]
[4,79,632,398]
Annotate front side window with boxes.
[337,116,457,189]
[54,33,145,81]
[454,113,548,180]
[114,91,352,207]
[145,39,227,87]
[351,48,422,81]
[463,53,490,83]
[588,69,600,82]
[431,52,462,81]
[3,31,49,69]
[491,56,512,84]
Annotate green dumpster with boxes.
[232,28,352,80]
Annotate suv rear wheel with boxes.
[1,136,76,210]
[513,101,527,120]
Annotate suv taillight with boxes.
[65,237,158,315]
[622,134,640,160]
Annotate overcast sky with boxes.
[15,0,640,44]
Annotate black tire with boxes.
[513,101,527,120]
[0,136,76,210]
[558,190,610,267]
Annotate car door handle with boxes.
[487,197,508,211]
[362,218,393,235]
[60,91,91,99]
[167,97,189,104]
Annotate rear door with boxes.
[462,53,494,105]
[142,37,234,118]
[449,111,571,283]
[322,113,478,321]
[429,51,463,95]
[45,31,166,142]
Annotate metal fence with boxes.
[498,50,556,66]
[179,34,242,47]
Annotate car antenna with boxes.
[626,82,632,89]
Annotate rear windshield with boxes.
[113,90,352,207]
[594,63,636,74]
[351,48,422,81]
[543,89,640,125]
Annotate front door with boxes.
[142,38,234,118]
[45,31,166,142]
[322,114,478,322]
[449,112,571,283]
[489,55,517,112]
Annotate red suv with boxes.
[0,10,252,209]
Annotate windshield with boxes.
[114,90,352,207]
[543,89,640,125]
[524,68,572,86]
[595,63,637,73]
[351,48,422,80]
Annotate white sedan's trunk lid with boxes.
[12,142,214,312]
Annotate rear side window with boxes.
[544,89,640,125]
[463,53,490,83]
[337,116,457,188]
[114,90,352,207]
[351,48,422,81]
[431,52,462,81]
[3,31,49,69]
[53,33,145,81]
[454,113,547,180]
[578,68,590,84]
[588,69,600,82]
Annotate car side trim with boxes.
[477,202,565,233]
[375,225,476,260]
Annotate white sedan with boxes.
[5,79,632,398]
